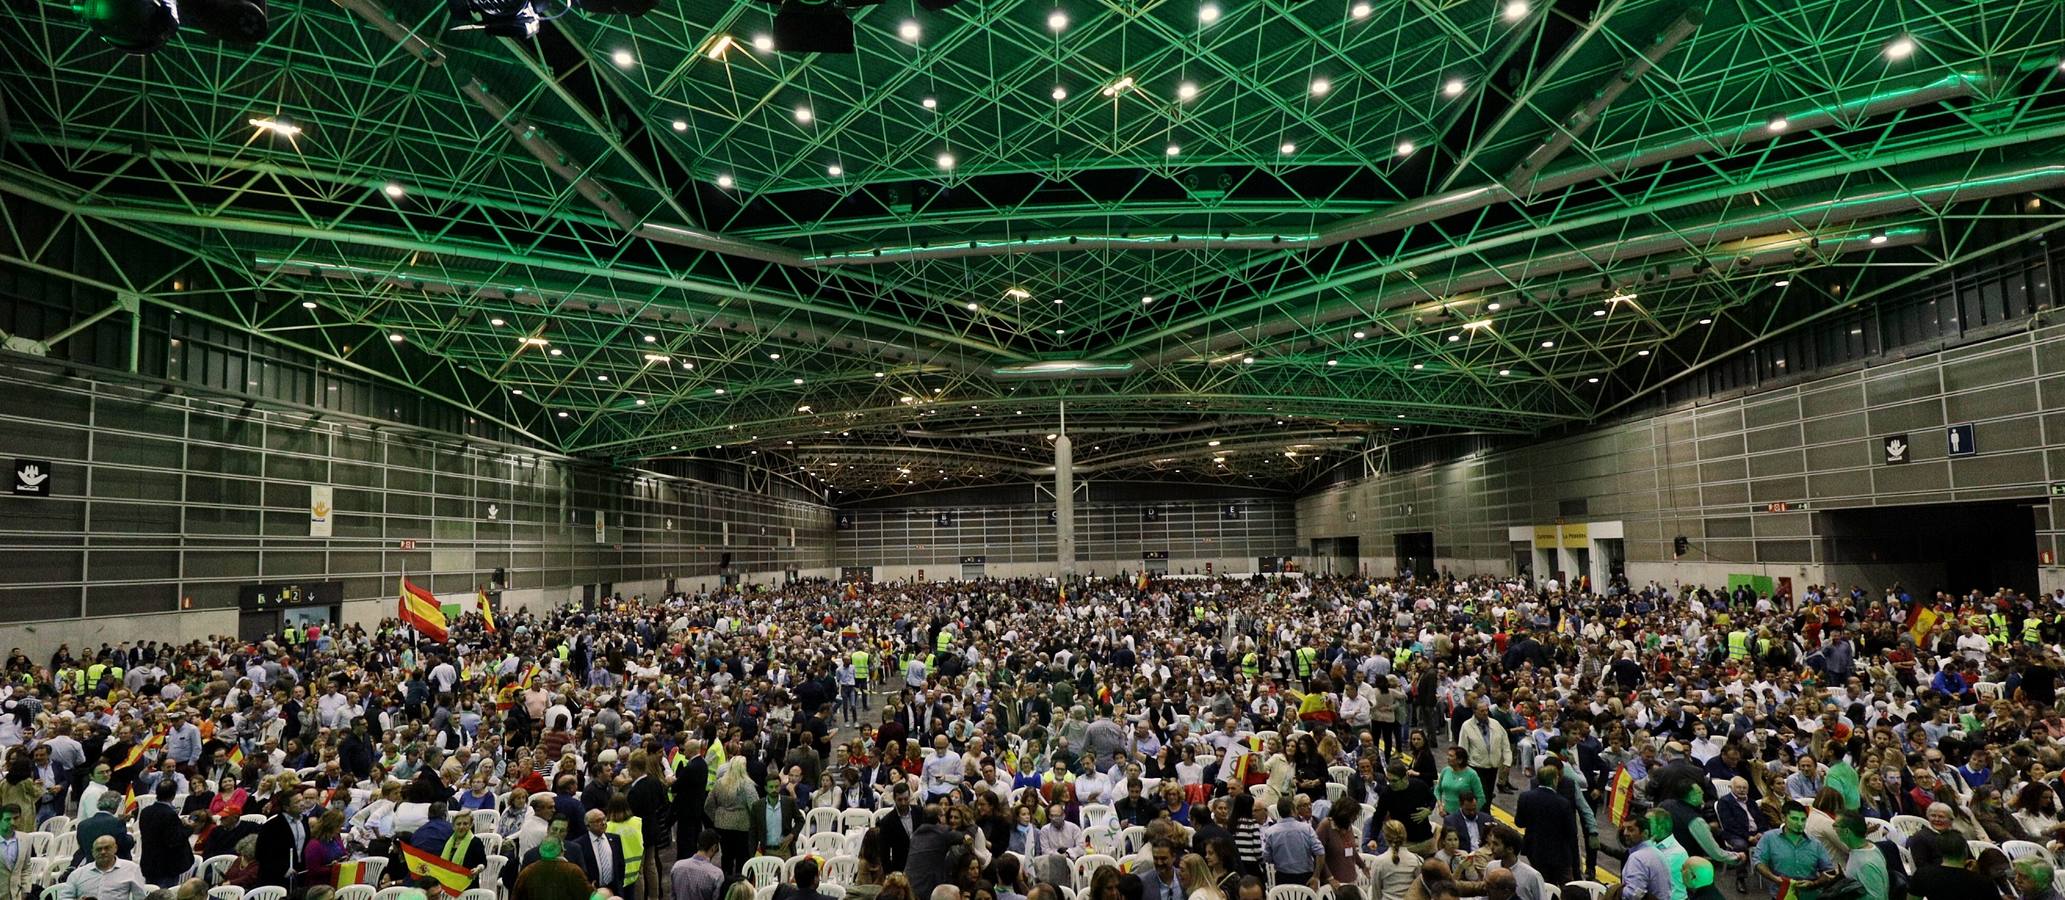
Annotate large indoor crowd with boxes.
[6,573,2065,900]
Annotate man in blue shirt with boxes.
[1619,807,1675,900]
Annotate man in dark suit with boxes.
[71,792,134,865]
[672,741,708,857]
[905,808,967,900]
[1512,759,1580,886]
[137,781,193,888]
[879,784,929,872]
[1715,776,1769,852]
[255,790,310,888]
[1442,793,1496,852]
[570,809,627,894]
[773,857,834,900]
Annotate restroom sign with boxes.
[1946,423,1976,457]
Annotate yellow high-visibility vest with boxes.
[2025,618,2044,645]
[852,650,871,681]
[1728,631,1750,661]
[1240,653,1259,679]
[608,817,645,885]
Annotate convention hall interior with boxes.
[6,0,2065,899]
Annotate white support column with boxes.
[1055,432,1076,580]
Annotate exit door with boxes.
[1394,532,1434,580]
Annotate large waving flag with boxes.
[477,589,497,634]
[1907,602,1941,646]
[117,729,167,770]
[400,578,450,643]
[400,843,474,896]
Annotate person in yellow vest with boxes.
[1728,629,1751,662]
[2025,614,2045,646]
[1294,645,1318,684]
[1989,611,2010,647]
[605,798,645,893]
[1240,650,1260,680]
[851,647,872,713]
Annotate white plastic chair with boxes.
[1889,815,1929,838]
[200,854,239,884]
[246,887,288,900]
[1566,882,1607,900]
[480,855,505,889]
[744,855,786,888]
[1082,824,1117,856]
[41,884,75,900]
[1116,826,1147,856]
[40,817,70,839]
[1072,854,1118,892]
[460,890,498,900]
[374,888,415,900]
[805,832,846,856]
[358,857,389,885]
[1268,886,1318,900]
[805,807,842,836]
[17,833,51,859]
[1328,766,1355,784]
[1324,782,1346,804]
[1081,804,1115,830]
[840,809,877,835]
[2004,841,2055,865]
[337,887,377,900]
[822,855,859,886]
[755,886,776,900]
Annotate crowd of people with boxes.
[4,572,2065,900]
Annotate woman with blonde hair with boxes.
[1367,820,1422,900]
[704,757,756,880]
[1181,853,1222,900]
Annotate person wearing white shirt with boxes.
[67,835,153,900]
[1037,804,1084,859]
[921,736,964,800]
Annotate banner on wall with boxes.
[595,511,606,543]
[309,485,334,537]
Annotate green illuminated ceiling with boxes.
[2,0,2063,498]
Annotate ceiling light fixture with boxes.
[1638,349,1651,356]
[898,19,920,39]
[490,317,505,326]
[1051,85,1068,101]
[1500,0,1527,21]
[1102,75,1136,97]
[1279,141,1296,155]
[643,354,670,363]
[249,117,302,138]
[521,337,549,346]
[1047,9,1067,30]
[1165,143,1180,156]
[1442,77,1465,97]
[1885,36,1915,60]
[1869,230,1889,244]
[382,182,406,199]
[794,106,814,123]
[1350,2,1370,18]
[1326,359,1338,366]
[611,48,635,68]
[300,300,317,309]
[827,164,843,176]
[1587,377,1600,384]
[1412,363,1424,370]
[548,348,563,356]
[921,96,938,109]
[388,333,404,342]
[966,302,979,310]
[1310,77,1331,96]
[1699,317,1714,325]
[671,119,689,132]
[1540,340,1554,348]
[715,174,734,188]
[557,411,569,418]
[1767,116,1788,133]
[1498,368,1512,376]
[1177,81,1198,100]
[1003,286,1031,299]
[751,33,774,52]
[642,334,657,343]
[511,389,523,396]
[1775,279,1792,287]
[1352,330,1366,339]
[937,152,955,169]
[1486,301,1502,311]
[1198,2,1219,22]
[1396,140,1415,156]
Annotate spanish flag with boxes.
[1602,763,1637,827]
[1907,602,1941,646]
[118,730,167,770]
[336,860,371,887]
[1136,572,1150,591]
[401,842,476,896]
[477,589,497,634]
[400,578,449,643]
[227,746,245,768]
[120,785,137,815]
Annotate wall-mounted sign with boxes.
[1947,423,1976,457]
[309,485,333,538]
[1142,550,1170,560]
[10,458,51,496]
[959,555,987,564]
[239,580,343,610]
[1882,433,1910,465]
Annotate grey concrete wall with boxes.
[1299,321,2065,595]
